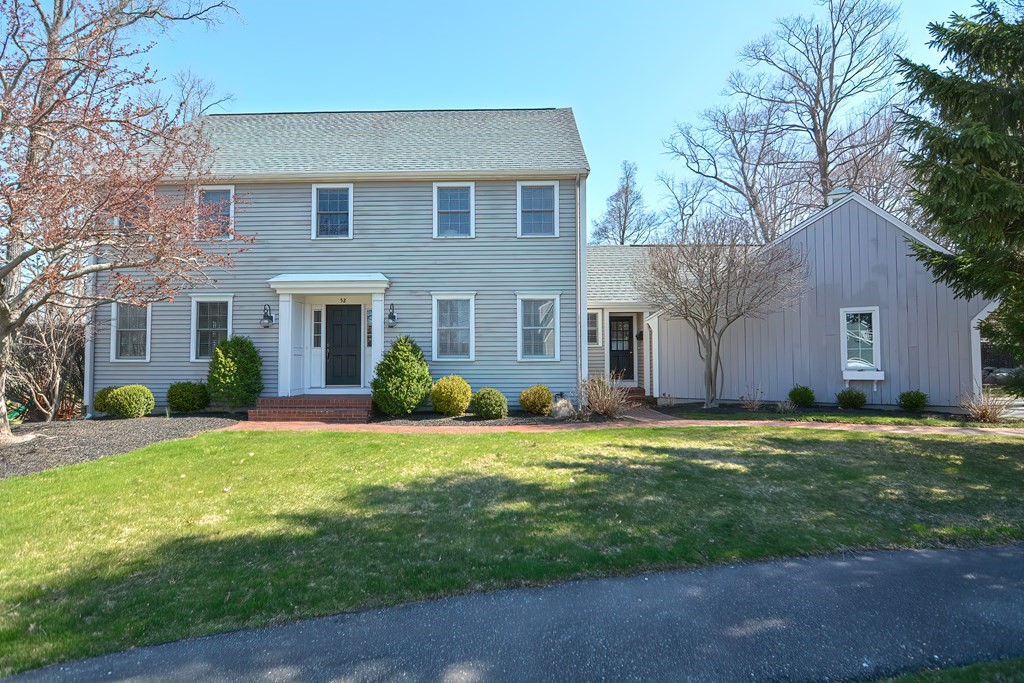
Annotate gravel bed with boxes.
[1,415,239,479]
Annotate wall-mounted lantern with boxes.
[260,304,275,328]
[635,329,644,342]
[386,303,398,327]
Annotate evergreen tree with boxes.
[900,2,1024,364]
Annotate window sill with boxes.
[311,235,353,240]
[432,357,476,362]
[110,358,149,363]
[433,235,475,240]
[190,358,212,364]
[517,234,560,239]
[843,369,884,381]
[518,357,561,363]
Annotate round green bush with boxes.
[898,390,929,412]
[371,336,433,416]
[208,336,264,410]
[788,385,816,409]
[105,385,155,418]
[836,387,867,409]
[430,375,472,416]
[93,386,114,413]
[167,381,210,413]
[471,388,508,420]
[519,384,553,416]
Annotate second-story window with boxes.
[312,184,354,239]
[517,181,559,237]
[433,182,475,238]
[198,186,234,238]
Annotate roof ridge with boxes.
[205,107,565,117]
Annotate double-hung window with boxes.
[517,181,559,237]
[191,296,232,361]
[587,311,601,346]
[840,306,883,380]
[111,303,150,361]
[198,186,234,238]
[517,293,560,361]
[312,184,354,239]
[433,182,475,238]
[432,293,475,361]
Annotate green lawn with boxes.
[660,404,1024,428]
[2,426,1023,675]
[884,658,1024,682]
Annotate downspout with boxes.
[83,254,97,418]
[575,173,588,392]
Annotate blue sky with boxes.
[147,0,976,230]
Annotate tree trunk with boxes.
[703,335,720,408]
[0,330,14,439]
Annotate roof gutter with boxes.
[163,168,591,185]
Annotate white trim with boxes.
[432,182,476,239]
[604,311,640,387]
[166,169,589,184]
[189,294,234,363]
[109,302,152,363]
[971,300,1000,395]
[839,306,883,381]
[267,273,390,295]
[431,292,477,361]
[586,310,602,346]
[198,185,235,240]
[578,175,588,381]
[516,291,561,362]
[516,180,560,238]
[311,183,355,240]
[772,191,951,255]
[648,316,660,398]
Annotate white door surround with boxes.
[267,273,390,396]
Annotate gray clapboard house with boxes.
[588,191,995,408]
[85,109,590,420]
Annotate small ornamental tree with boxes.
[207,337,263,410]
[371,336,432,416]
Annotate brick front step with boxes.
[249,395,373,423]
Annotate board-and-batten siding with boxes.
[657,200,989,408]
[92,179,580,406]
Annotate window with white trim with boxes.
[517,293,560,361]
[517,181,559,237]
[432,294,475,361]
[840,306,881,374]
[312,184,353,239]
[198,186,234,237]
[434,183,475,238]
[312,309,322,349]
[112,303,149,361]
[587,311,600,346]
[191,297,232,361]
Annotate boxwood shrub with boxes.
[167,381,210,413]
[788,385,816,409]
[471,388,508,420]
[519,385,553,416]
[92,386,114,414]
[430,375,472,416]
[836,387,867,409]
[105,385,155,418]
[898,390,929,412]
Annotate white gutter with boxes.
[576,174,588,386]
[83,255,97,418]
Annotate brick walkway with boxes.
[223,406,1024,438]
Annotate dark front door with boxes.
[609,315,635,381]
[326,305,361,386]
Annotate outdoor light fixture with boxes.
[260,304,275,328]
[386,303,398,327]
[635,329,644,342]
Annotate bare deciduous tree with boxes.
[657,173,711,242]
[634,217,807,407]
[592,161,663,245]
[0,0,238,439]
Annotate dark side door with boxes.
[326,304,361,386]
[608,315,635,381]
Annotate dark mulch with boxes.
[1,415,239,479]
[370,409,604,428]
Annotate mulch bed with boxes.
[370,409,610,428]
[1,415,239,479]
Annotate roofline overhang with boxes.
[164,168,590,185]
[267,273,391,295]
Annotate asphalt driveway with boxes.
[10,545,1024,682]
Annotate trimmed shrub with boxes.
[105,385,155,418]
[836,387,867,409]
[167,381,210,413]
[788,385,816,409]
[208,337,264,410]
[430,375,472,416]
[93,386,114,413]
[371,336,433,416]
[471,388,508,420]
[519,384,553,416]
[898,390,929,412]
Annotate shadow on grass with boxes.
[3,431,1024,676]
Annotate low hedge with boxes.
[788,385,816,409]
[519,385,553,416]
[92,386,114,414]
[431,375,472,416]
[836,387,867,409]
[898,390,928,412]
[167,382,210,413]
[104,385,155,418]
[471,388,508,420]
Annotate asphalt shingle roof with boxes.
[197,108,589,179]
[587,245,654,303]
